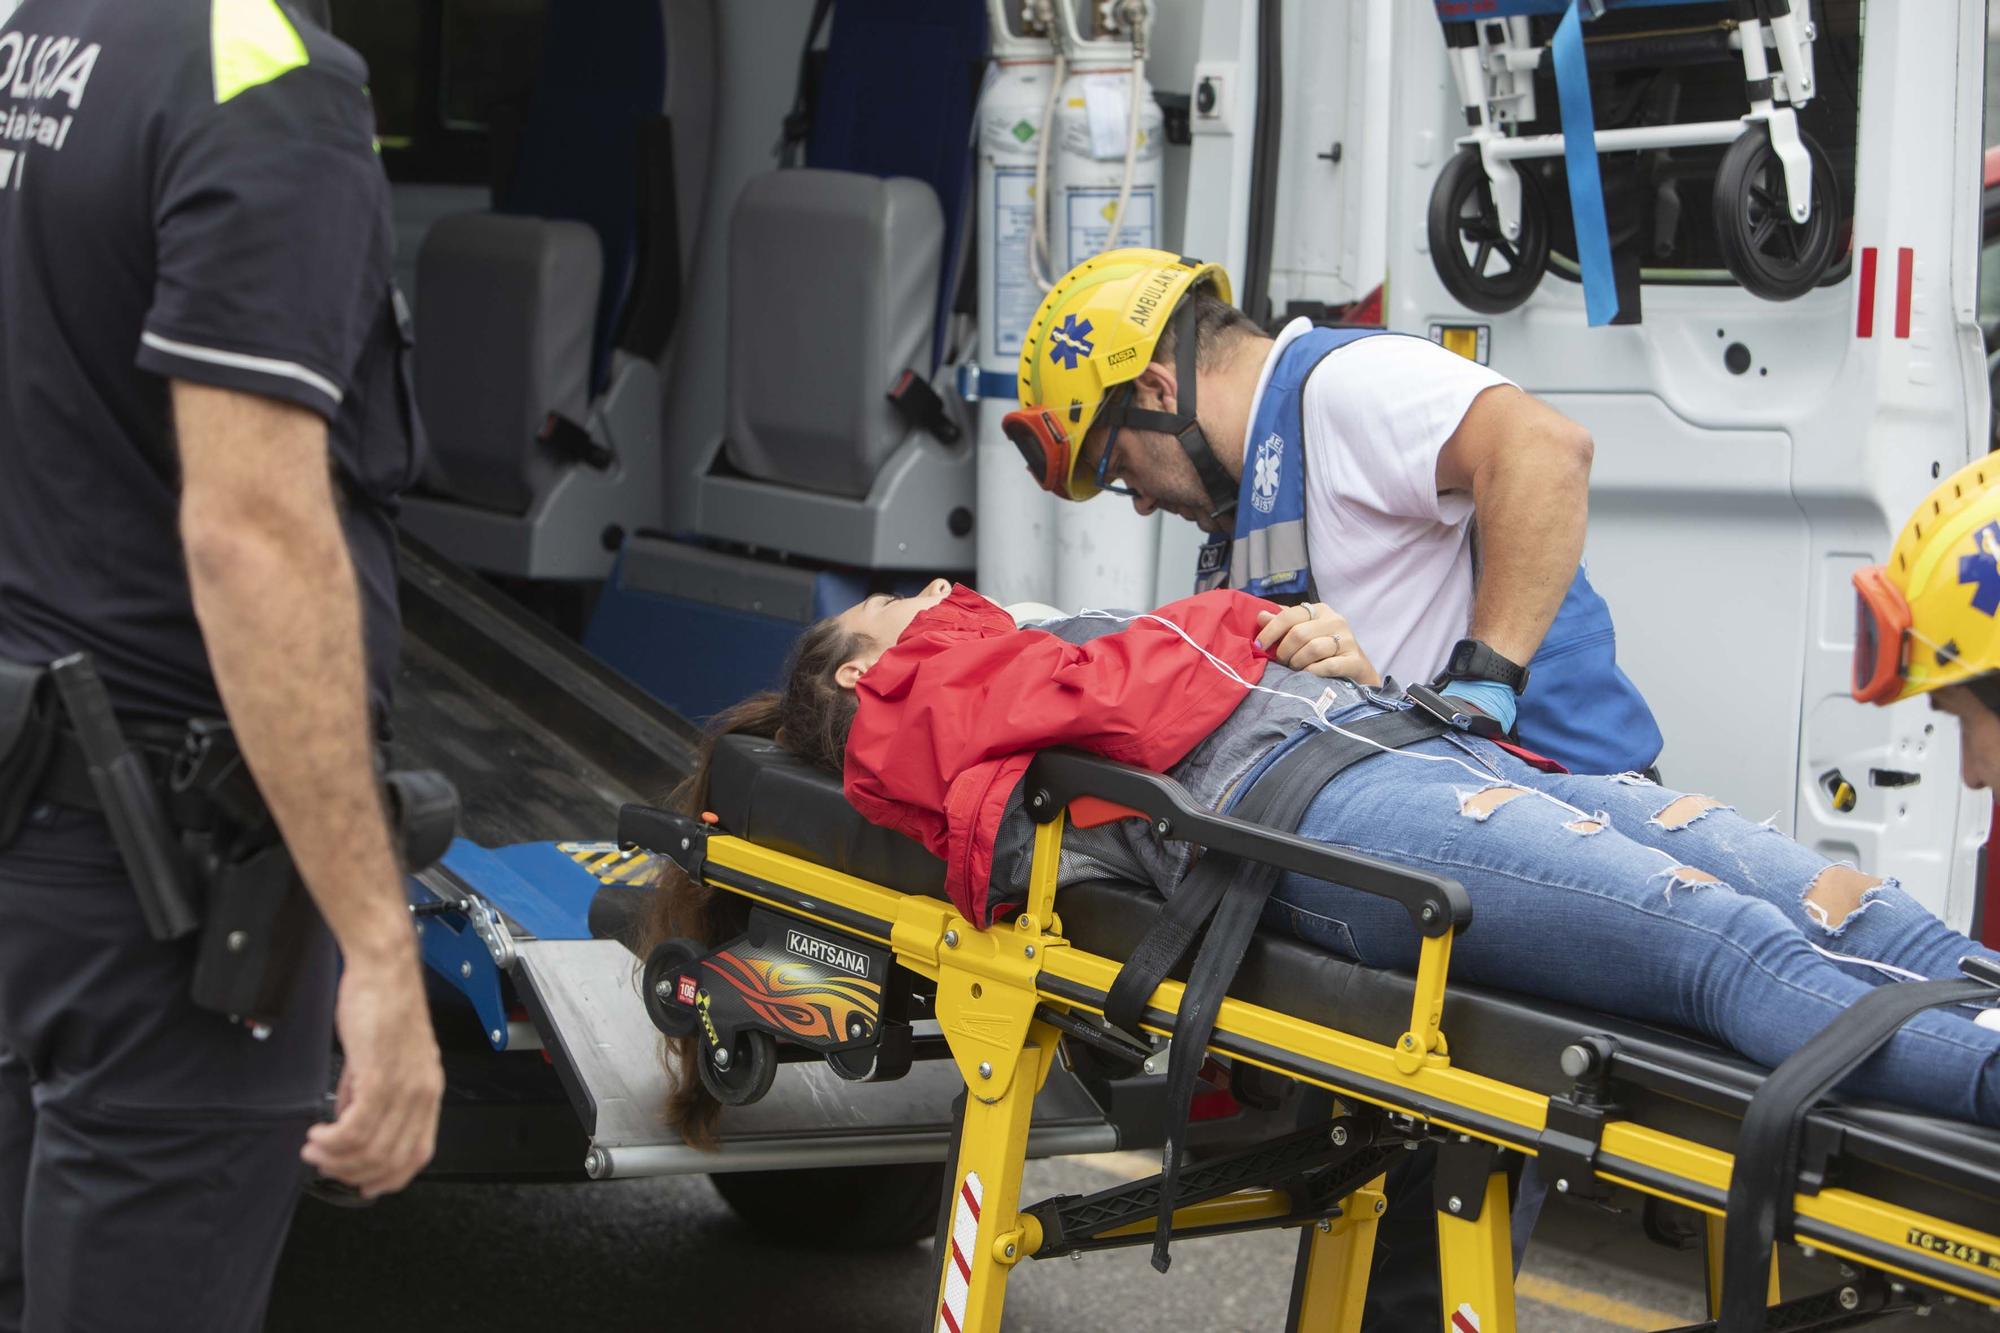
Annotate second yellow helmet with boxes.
[1854,455,2000,704]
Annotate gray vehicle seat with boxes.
[723,169,944,499]
[673,166,969,572]
[414,213,602,515]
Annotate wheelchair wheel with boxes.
[698,1029,779,1106]
[641,938,705,1038]
[1712,125,1841,301]
[1427,146,1550,314]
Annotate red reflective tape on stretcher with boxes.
[1856,246,1877,338]
[1068,796,1150,829]
[1896,247,1914,339]
[937,1172,982,1333]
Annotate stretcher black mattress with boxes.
[693,734,2000,1235]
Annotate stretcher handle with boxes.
[1021,748,1471,938]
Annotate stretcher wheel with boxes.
[1712,125,1841,302]
[1427,146,1550,314]
[698,1029,779,1106]
[641,938,705,1038]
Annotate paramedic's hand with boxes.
[301,943,443,1198]
[1255,602,1383,687]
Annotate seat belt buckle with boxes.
[537,412,614,470]
[1404,682,1503,739]
[886,369,962,443]
[1963,954,2000,992]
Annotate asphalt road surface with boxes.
[268,1151,1990,1332]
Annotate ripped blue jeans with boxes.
[1264,723,2000,1127]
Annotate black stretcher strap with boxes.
[1718,974,2000,1332]
[1103,705,1449,1272]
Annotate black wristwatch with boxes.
[1433,638,1530,696]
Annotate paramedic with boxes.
[1856,455,2000,795]
[0,2,441,1329]
[1005,248,1662,778]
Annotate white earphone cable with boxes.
[1072,607,1600,824]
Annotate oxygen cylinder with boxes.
[1050,31,1165,614]
[974,11,1060,607]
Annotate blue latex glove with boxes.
[1439,677,1518,734]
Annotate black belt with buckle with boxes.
[37,724,203,823]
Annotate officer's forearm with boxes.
[1464,429,1592,667]
[172,382,412,968]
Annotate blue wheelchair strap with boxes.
[1553,0,1618,326]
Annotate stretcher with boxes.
[628,731,2000,1333]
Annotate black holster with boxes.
[173,719,458,1026]
[0,659,58,845]
[189,838,320,1023]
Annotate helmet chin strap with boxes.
[1103,301,1239,525]
[1969,672,2000,719]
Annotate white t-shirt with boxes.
[1244,319,1516,686]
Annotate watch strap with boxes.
[1437,638,1530,695]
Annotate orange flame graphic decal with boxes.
[703,950,882,1042]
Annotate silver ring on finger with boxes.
[1330,633,1342,656]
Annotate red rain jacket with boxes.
[843,585,1277,925]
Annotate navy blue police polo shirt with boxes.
[0,0,419,724]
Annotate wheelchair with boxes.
[1429,0,1841,313]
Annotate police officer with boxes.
[0,2,441,1329]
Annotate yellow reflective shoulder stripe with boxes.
[210,0,308,105]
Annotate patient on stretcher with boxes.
[645,580,2000,1143]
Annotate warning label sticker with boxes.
[1064,186,1155,268]
[990,168,1038,359]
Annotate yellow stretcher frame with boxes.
[655,800,2000,1332]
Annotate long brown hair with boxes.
[639,614,865,1146]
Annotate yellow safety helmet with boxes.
[1853,455,2000,704]
[1002,248,1233,505]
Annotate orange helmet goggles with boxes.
[1850,564,1913,705]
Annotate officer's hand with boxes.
[1254,602,1383,686]
[301,945,443,1198]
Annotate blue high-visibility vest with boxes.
[1199,327,1663,775]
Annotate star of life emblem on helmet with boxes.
[1048,314,1095,370]
[1958,521,2000,617]
[1251,433,1284,514]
